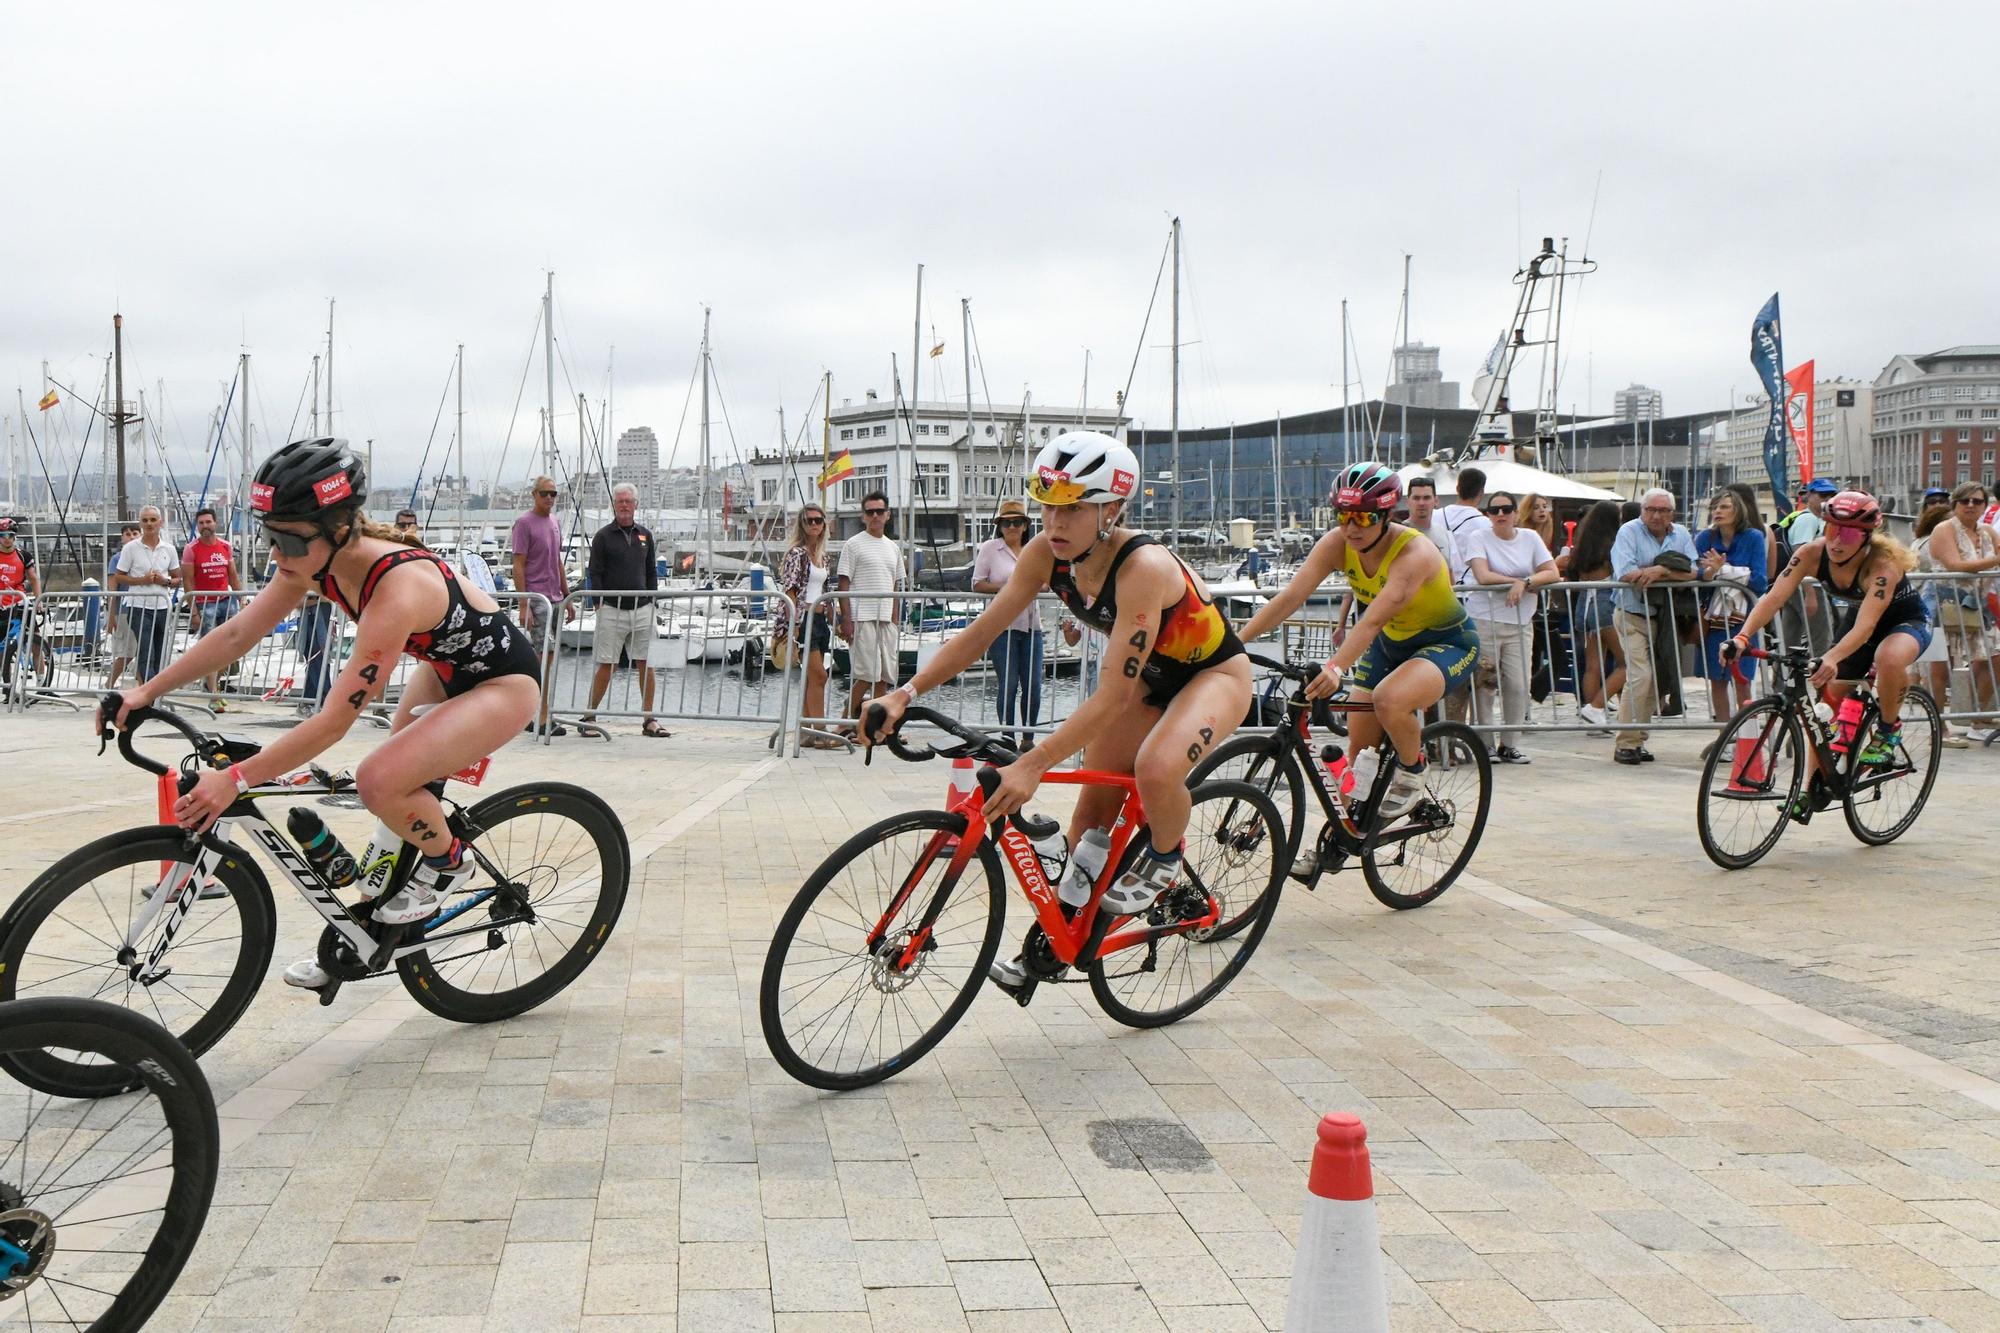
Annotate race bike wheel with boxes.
[0,997,220,1332]
[761,810,1006,1090]
[0,827,275,1098]
[1843,686,1942,846]
[1088,780,1284,1028]
[1696,699,1808,871]
[1362,721,1491,909]
[1188,732,1307,884]
[397,783,629,1023]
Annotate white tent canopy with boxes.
[1398,456,1623,504]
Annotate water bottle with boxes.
[1831,695,1865,754]
[1058,828,1114,909]
[1348,747,1381,804]
[1811,700,1835,731]
[356,819,403,896]
[1028,827,1068,885]
[1319,744,1357,798]
[288,808,358,890]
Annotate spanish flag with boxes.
[37,389,58,411]
[929,341,945,358]
[817,449,855,491]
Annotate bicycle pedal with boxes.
[316,979,345,1007]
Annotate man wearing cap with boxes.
[973,499,1044,749]
[1770,477,1838,655]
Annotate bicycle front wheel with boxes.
[1188,732,1306,885]
[761,810,1005,1090]
[0,827,275,1098]
[1088,780,1285,1028]
[1843,686,1942,846]
[1696,699,1807,870]
[0,996,220,1333]
[1362,722,1491,909]
[398,783,629,1023]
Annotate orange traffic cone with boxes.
[946,755,977,808]
[1286,1112,1389,1332]
[1726,736,1767,793]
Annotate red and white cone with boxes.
[946,755,978,808]
[1286,1112,1389,1333]
[1726,736,1768,793]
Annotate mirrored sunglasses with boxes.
[262,524,316,557]
[1337,510,1383,528]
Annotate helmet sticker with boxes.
[250,482,275,512]
[1110,469,1135,497]
[313,473,354,507]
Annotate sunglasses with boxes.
[535,489,557,498]
[1485,504,1516,515]
[1959,497,1987,506]
[1826,522,1870,541]
[997,517,1028,527]
[1337,510,1383,528]
[262,524,317,557]
[802,516,825,525]
[863,507,887,516]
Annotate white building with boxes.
[1871,347,2000,510]
[612,426,663,505]
[1716,376,1873,493]
[747,395,1128,546]
[1384,343,1460,410]
[1614,383,1664,422]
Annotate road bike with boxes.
[0,996,219,1331]
[1696,645,1942,869]
[0,700,629,1098]
[0,601,53,705]
[1187,653,1492,910]
[759,705,1286,1091]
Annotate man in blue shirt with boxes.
[1610,488,1698,764]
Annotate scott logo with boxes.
[1110,468,1135,497]
[250,482,275,512]
[313,473,353,506]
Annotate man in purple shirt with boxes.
[511,476,572,734]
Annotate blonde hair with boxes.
[1519,492,1555,545]
[787,505,827,558]
[345,511,424,549]
[1865,531,1919,574]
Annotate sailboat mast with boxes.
[1340,300,1351,470]
[239,352,252,584]
[543,273,557,482]
[1170,217,1181,548]
[325,299,335,439]
[699,307,711,574]
[311,355,320,434]
[455,344,465,553]
[1399,254,1411,466]
[961,299,974,540]
[907,263,922,563]
[1273,413,1283,532]
[112,313,128,521]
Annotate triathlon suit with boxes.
[1343,527,1479,693]
[1816,545,1930,680]
[319,548,541,698]
[1050,533,1245,708]
[0,543,33,640]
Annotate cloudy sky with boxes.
[8,0,1992,495]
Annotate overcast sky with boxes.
[8,0,1993,496]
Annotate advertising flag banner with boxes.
[1750,294,1789,511]
[1784,360,1817,483]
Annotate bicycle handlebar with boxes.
[1246,651,1320,683]
[98,693,209,777]
[860,702,1019,768]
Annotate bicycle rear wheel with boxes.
[1696,699,1807,870]
[1843,687,1942,846]
[1088,780,1284,1028]
[0,828,275,1098]
[0,996,220,1333]
[397,783,629,1023]
[761,810,1005,1090]
[1362,722,1491,909]
[1188,732,1306,884]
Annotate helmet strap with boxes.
[1350,519,1392,557]
[310,513,357,583]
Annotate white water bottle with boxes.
[356,819,404,897]
[1029,827,1069,883]
[1348,747,1381,804]
[1058,828,1114,908]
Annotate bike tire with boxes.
[1088,780,1285,1028]
[0,996,220,1333]
[1696,699,1807,870]
[1843,686,1942,846]
[397,783,629,1024]
[0,827,275,1098]
[1362,721,1491,909]
[1188,732,1307,883]
[761,809,1005,1091]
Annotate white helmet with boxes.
[1027,432,1139,506]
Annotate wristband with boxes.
[895,682,920,704]
[229,764,250,795]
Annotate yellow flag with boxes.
[37,389,58,411]
[818,449,855,491]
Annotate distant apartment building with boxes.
[1384,342,1460,410]
[1871,346,2000,509]
[1614,383,1664,422]
[612,426,662,505]
[1714,377,1872,495]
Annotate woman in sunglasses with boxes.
[863,432,1251,921]
[104,439,542,988]
[1239,461,1479,815]
[1725,490,1928,772]
[973,498,1046,751]
[776,503,840,748]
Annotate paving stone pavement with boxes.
[4,701,2000,1330]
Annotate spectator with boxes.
[1927,481,2000,742]
[837,491,905,730]
[776,502,840,748]
[1770,476,1837,654]
[1403,476,1458,572]
[1520,493,1557,552]
[1461,489,1558,763]
[0,519,42,674]
[510,476,572,735]
[1563,500,1625,731]
[1440,467,1489,581]
[580,483,665,737]
[1610,488,1698,765]
[103,520,141,687]
[974,499,1045,751]
[182,506,244,708]
[1694,487,1768,737]
[1911,498,1970,747]
[394,507,421,540]
[115,506,180,684]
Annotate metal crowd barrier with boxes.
[784,589,1091,758]
[539,586,794,741]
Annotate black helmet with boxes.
[251,438,367,523]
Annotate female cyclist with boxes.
[105,439,543,988]
[1238,461,1479,817]
[862,431,1252,917]
[1723,489,1928,769]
